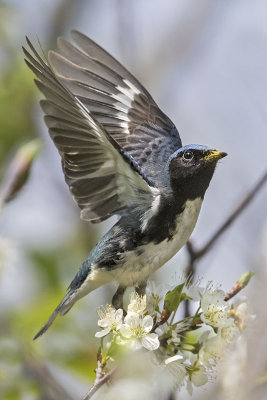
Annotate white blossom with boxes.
[221,325,239,343]
[200,289,233,328]
[235,302,248,321]
[232,299,255,329]
[165,354,183,365]
[172,274,205,301]
[164,354,187,388]
[187,364,209,395]
[199,331,226,366]
[94,277,253,396]
[127,292,147,315]
[95,305,123,338]
[196,325,215,344]
[190,363,208,387]
[119,312,159,351]
[183,280,204,302]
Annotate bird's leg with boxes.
[135,280,147,297]
[112,285,125,309]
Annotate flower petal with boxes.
[98,318,110,328]
[165,354,183,365]
[95,327,111,338]
[201,289,226,312]
[120,324,132,338]
[115,309,123,322]
[141,315,153,332]
[166,359,187,385]
[124,312,140,329]
[141,333,159,351]
[128,293,147,314]
[184,286,203,302]
[191,365,208,386]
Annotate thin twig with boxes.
[95,359,104,384]
[81,368,117,400]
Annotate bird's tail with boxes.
[33,290,76,340]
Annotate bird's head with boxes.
[168,144,227,199]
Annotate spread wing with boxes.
[23,38,157,223]
[47,30,182,182]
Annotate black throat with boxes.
[169,164,216,201]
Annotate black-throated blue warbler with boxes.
[23,31,227,339]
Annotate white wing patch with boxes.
[119,121,130,135]
[123,79,141,95]
[116,79,141,101]
[112,79,142,135]
[141,192,161,232]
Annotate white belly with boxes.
[114,198,202,287]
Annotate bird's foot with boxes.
[135,281,147,297]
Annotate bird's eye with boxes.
[183,150,194,161]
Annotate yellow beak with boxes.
[204,150,227,163]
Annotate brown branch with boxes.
[81,367,117,400]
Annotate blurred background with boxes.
[0,0,266,399]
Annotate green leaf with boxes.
[180,293,192,301]
[164,283,185,312]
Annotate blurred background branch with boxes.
[23,360,75,400]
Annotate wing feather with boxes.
[47,31,182,182]
[23,38,156,223]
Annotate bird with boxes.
[23,30,227,339]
